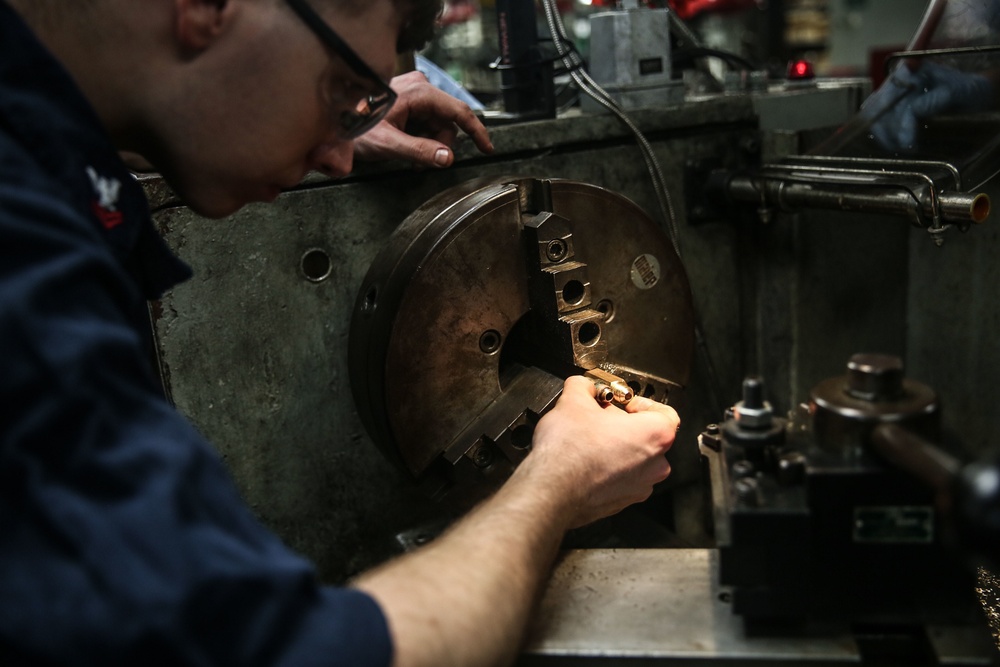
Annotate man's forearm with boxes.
[352,377,679,667]
[352,464,573,667]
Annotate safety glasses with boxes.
[284,0,397,138]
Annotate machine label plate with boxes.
[630,254,661,290]
[853,506,934,543]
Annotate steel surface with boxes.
[349,177,696,490]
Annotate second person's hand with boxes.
[353,71,493,168]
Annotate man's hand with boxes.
[523,375,679,528]
[352,375,679,667]
[353,71,493,168]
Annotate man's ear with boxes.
[174,0,231,55]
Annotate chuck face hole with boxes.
[596,299,615,322]
[361,285,379,315]
[301,248,332,282]
[577,322,601,347]
[510,424,533,450]
[561,280,586,306]
[479,329,502,355]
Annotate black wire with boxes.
[488,36,585,74]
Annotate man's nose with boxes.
[308,140,354,178]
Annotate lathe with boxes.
[143,0,1000,662]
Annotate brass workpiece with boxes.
[585,369,634,406]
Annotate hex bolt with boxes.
[734,477,760,506]
[699,431,722,452]
[472,445,494,468]
[777,451,807,485]
[733,376,774,429]
[742,377,764,408]
[545,238,568,263]
[706,423,720,436]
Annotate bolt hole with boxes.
[628,381,642,396]
[510,424,533,451]
[562,279,586,306]
[577,321,601,347]
[642,384,656,398]
[361,285,379,315]
[596,299,615,323]
[473,446,494,469]
[546,238,568,262]
[479,329,502,355]
[301,248,332,282]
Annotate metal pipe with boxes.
[939,192,991,225]
[720,174,990,228]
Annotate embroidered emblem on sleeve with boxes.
[86,166,124,230]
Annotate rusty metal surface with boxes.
[349,177,695,495]
[147,92,860,581]
[148,112,755,580]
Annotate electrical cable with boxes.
[538,0,727,417]
[539,0,682,258]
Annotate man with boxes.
[0,0,681,666]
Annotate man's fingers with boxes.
[563,374,599,400]
[355,123,456,168]
[625,395,679,421]
[625,397,680,451]
[389,70,494,156]
[408,139,453,168]
[452,109,493,154]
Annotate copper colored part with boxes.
[586,369,634,406]
[594,384,615,404]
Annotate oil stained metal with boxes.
[349,176,695,498]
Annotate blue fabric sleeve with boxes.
[0,159,393,665]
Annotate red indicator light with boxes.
[786,59,815,81]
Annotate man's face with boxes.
[148,0,401,218]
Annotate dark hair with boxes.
[394,0,443,52]
[322,0,442,52]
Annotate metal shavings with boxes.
[976,567,1000,650]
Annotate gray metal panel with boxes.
[907,171,1000,461]
[149,99,757,581]
[522,549,860,664]
[522,549,996,665]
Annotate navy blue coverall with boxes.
[0,3,392,665]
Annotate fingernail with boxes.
[434,148,451,166]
